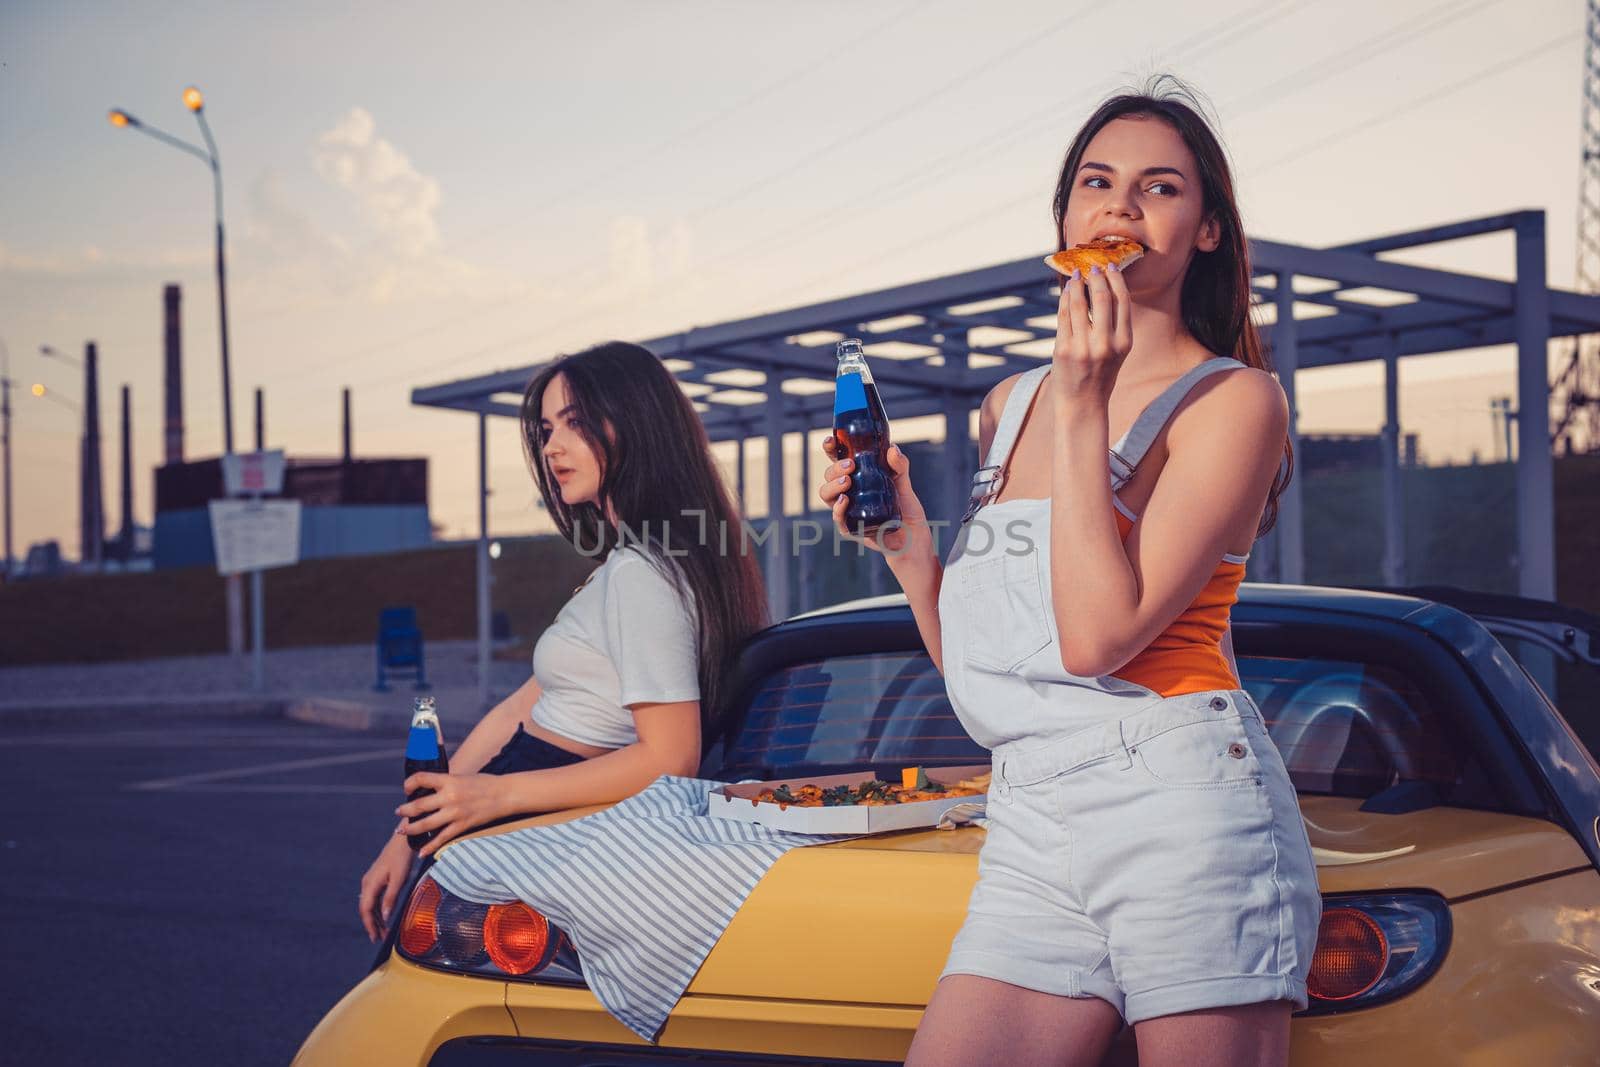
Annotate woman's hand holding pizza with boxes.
[1052,261,1134,404]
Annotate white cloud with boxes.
[605,214,697,297]
[0,239,207,277]
[609,215,653,291]
[314,107,441,259]
[246,169,342,260]
[230,107,523,311]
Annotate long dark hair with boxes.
[1051,75,1293,535]
[521,341,768,743]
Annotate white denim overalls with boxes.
[934,359,1322,1023]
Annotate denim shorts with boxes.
[941,689,1322,1024]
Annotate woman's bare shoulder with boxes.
[1173,363,1287,446]
[977,371,1029,454]
[984,371,1029,413]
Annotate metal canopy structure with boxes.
[413,210,1600,706]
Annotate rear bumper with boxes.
[502,981,925,1062]
[291,957,516,1067]
[300,870,1600,1066]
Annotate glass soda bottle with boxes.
[832,338,900,532]
[404,696,449,852]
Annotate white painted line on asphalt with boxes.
[155,783,397,794]
[125,747,398,791]
[10,733,392,749]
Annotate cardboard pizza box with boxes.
[707,764,991,835]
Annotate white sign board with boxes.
[208,499,302,576]
[222,450,287,497]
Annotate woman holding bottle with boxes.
[359,341,766,941]
[820,82,1318,1066]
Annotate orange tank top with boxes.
[1109,500,1248,697]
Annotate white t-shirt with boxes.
[528,546,701,749]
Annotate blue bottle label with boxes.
[834,372,869,416]
[406,724,440,761]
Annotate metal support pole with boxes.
[225,575,245,656]
[477,412,492,711]
[943,334,977,529]
[199,109,244,657]
[764,373,789,621]
[797,413,812,614]
[1380,338,1405,587]
[1514,213,1556,600]
[250,554,265,692]
[800,421,813,512]
[193,107,235,459]
[254,387,264,452]
[1273,280,1305,584]
[735,430,747,516]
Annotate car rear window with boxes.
[724,650,1501,808]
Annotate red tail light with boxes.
[1308,907,1389,1001]
[398,877,441,957]
[392,879,584,986]
[483,902,551,975]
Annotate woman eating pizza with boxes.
[818,78,1319,1066]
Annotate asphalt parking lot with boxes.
[2,712,410,1067]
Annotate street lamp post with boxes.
[111,87,244,656]
[109,90,234,455]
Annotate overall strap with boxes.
[961,365,1050,524]
[1108,357,1245,490]
[982,365,1051,470]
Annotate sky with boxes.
[0,0,1587,558]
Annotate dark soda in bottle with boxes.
[832,338,900,532]
[404,696,449,852]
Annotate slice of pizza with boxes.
[1044,236,1144,276]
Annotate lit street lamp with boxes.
[107,88,234,455]
[30,383,79,412]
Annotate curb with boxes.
[286,696,404,733]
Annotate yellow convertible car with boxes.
[295,585,1600,1066]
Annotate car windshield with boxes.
[1486,629,1600,762]
[723,650,1502,809]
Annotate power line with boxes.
[680,2,1100,224]
[1222,0,1506,120]
[280,0,1536,407]
[239,0,938,325]
[1255,30,1577,173]
[293,0,1314,395]
[257,1,1105,396]
[697,19,1580,312]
